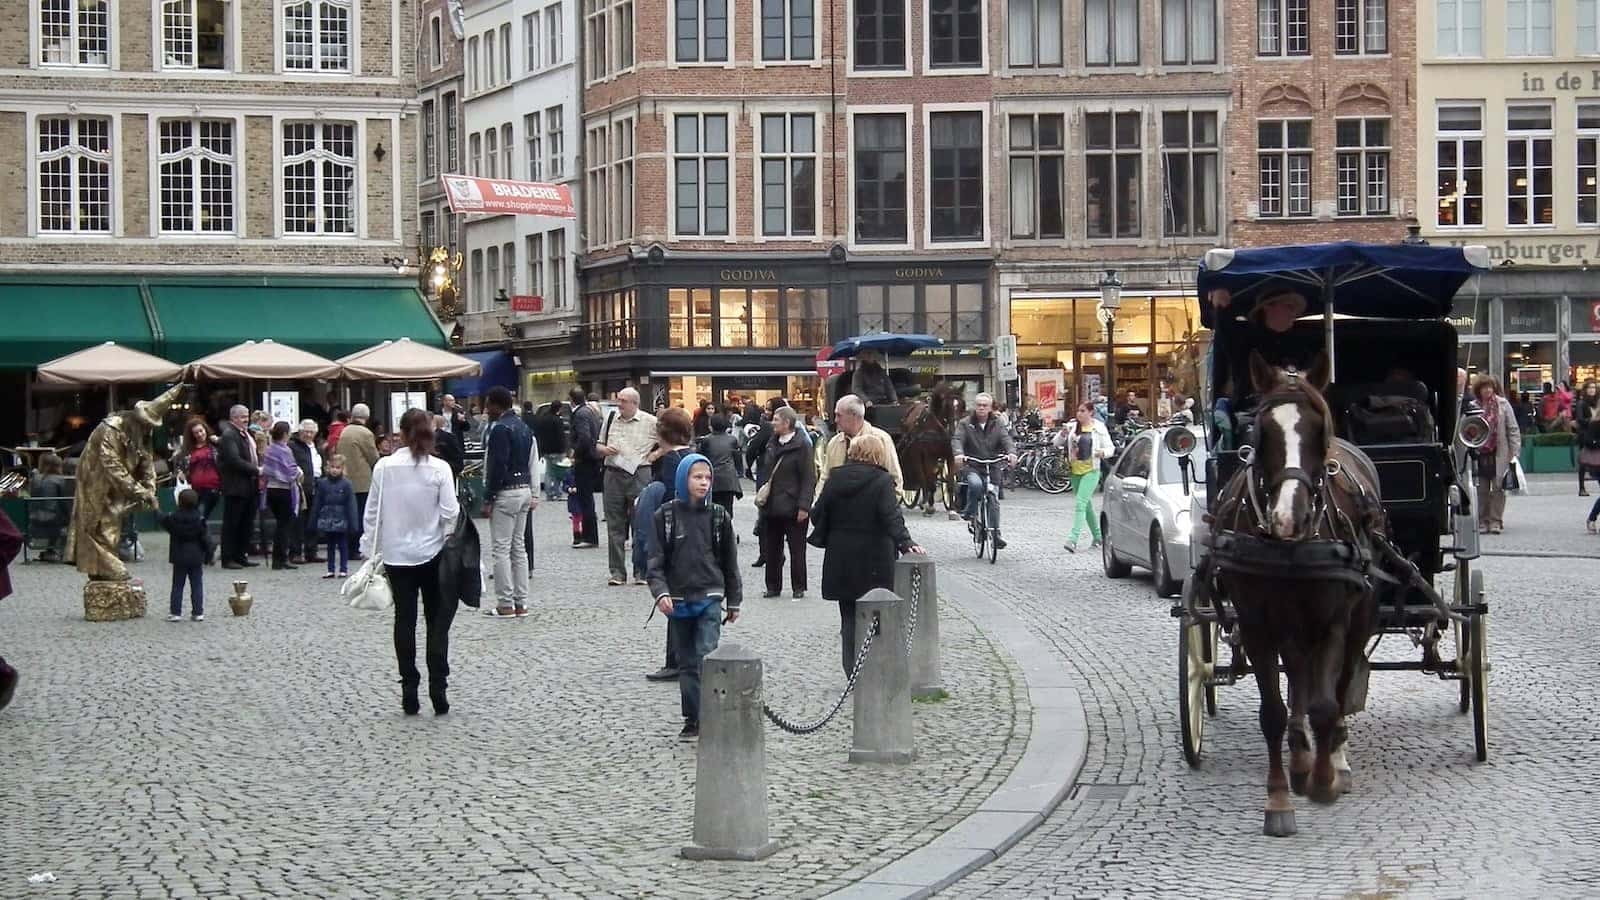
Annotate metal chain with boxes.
[762,615,879,735]
[904,567,922,656]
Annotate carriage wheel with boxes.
[1454,561,1471,714]
[1468,570,1489,762]
[1179,616,1214,768]
[901,487,920,509]
[939,469,958,512]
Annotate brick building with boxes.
[0,1,441,442]
[417,0,466,275]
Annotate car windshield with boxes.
[1157,430,1207,484]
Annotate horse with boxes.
[896,384,959,517]
[1208,350,1382,837]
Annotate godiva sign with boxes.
[719,268,777,282]
[1441,237,1600,265]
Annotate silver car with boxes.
[1100,424,1207,598]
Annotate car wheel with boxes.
[1102,516,1131,578]
[1151,526,1182,599]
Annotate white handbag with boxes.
[342,475,393,611]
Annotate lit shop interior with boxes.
[1010,293,1202,415]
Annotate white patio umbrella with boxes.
[186,339,342,381]
[337,338,481,381]
[36,341,184,386]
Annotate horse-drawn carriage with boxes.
[822,333,963,514]
[1165,241,1494,837]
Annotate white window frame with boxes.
[548,229,568,309]
[925,0,989,74]
[501,123,514,181]
[469,248,484,311]
[752,108,821,240]
[1581,0,1600,56]
[277,118,361,237]
[547,1,564,64]
[526,231,545,303]
[1506,103,1554,228]
[34,0,116,69]
[1435,103,1485,230]
[154,118,239,236]
[277,0,358,75]
[1579,104,1600,226]
[1006,0,1064,69]
[1160,0,1217,66]
[523,11,541,70]
[484,127,498,179]
[584,0,608,83]
[1505,0,1552,57]
[155,0,239,72]
[847,105,914,251]
[1435,0,1482,57]
[1256,0,1308,57]
[586,121,611,246]
[1007,110,1068,241]
[443,91,459,173]
[503,241,517,295]
[923,104,989,247]
[421,99,437,180]
[430,13,444,69]
[848,0,910,75]
[614,0,635,73]
[1085,0,1139,68]
[754,0,819,65]
[668,110,734,239]
[32,113,117,236]
[526,111,543,181]
[485,28,498,87]
[672,0,732,66]
[547,105,566,179]
[486,244,501,304]
[1334,117,1390,218]
[468,130,480,173]
[1257,117,1313,219]
[467,36,479,93]
[1333,0,1385,55]
[612,116,636,243]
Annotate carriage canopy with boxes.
[829,333,945,360]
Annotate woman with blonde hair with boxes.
[808,430,923,678]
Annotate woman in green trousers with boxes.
[1055,401,1115,552]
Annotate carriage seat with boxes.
[1327,378,1437,446]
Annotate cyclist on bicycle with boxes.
[952,393,1018,549]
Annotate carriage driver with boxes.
[1210,288,1322,408]
[850,350,899,408]
[953,393,1018,549]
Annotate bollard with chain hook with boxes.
[849,588,916,763]
[896,556,944,700]
[683,643,781,861]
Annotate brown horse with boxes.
[897,384,959,516]
[1210,351,1382,837]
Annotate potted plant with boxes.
[1521,430,1577,473]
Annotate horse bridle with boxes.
[1237,384,1344,542]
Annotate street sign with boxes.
[995,334,1018,382]
[511,294,543,313]
[816,348,847,379]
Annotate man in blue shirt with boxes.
[482,386,536,618]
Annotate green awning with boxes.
[0,276,155,369]
[148,277,446,362]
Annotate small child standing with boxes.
[159,489,213,622]
[312,454,360,579]
[564,465,583,543]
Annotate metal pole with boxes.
[1105,313,1117,400]
[1324,269,1337,382]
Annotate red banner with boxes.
[440,174,576,218]
[511,294,543,313]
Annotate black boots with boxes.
[401,680,420,716]
[429,686,449,716]
[0,658,17,712]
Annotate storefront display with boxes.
[1011,292,1201,409]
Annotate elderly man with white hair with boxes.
[290,419,323,563]
[335,403,380,555]
[597,386,657,585]
[817,394,903,499]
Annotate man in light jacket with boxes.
[334,404,380,555]
[816,394,902,499]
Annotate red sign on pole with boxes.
[816,348,847,379]
[440,174,576,218]
[511,295,543,313]
[1589,300,1600,330]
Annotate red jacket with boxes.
[327,422,348,454]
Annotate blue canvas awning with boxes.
[445,350,518,398]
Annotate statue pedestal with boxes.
[83,580,147,622]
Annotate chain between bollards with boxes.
[762,613,879,735]
[904,566,922,656]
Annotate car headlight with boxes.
[1174,508,1192,540]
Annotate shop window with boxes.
[1507,104,1553,227]
[1335,118,1389,217]
[887,284,916,332]
[1437,0,1482,56]
[929,111,984,241]
[785,288,828,347]
[1086,0,1138,65]
[1009,0,1062,68]
[1257,0,1308,56]
[1579,104,1600,226]
[1437,105,1483,227]
[1162,0,1215,64]
[585,289,636,351]
[1161,110,1218,237]
[857,285,887,333]
[955,283,984,341]
[1334,0,1385,55]
[1257,118,1311,218]
[670,288,716,348]
[720,289,751,347]
[1506,0,1552,56]
[929,0,982,69]
[1008,113,1065,240]
[854,113,908,243]
[751,289,780,348]
[675,0,728,63]
[762,0,815,61]
[1086,111,1141,238]
[926,283,986,341]
[854,0,906,70]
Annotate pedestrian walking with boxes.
[1056,401,1115,552]
[532,401,570,499]
[1472,376,1520,535]
[599,387,657,586]
[335,403,379,556]
[263,421,303,571]
[0,508,21,713]
[362,409,461,716]
[696,413,743,520]
[291,419,323,564]
[481,386,537,619]
[172,417,222,522]
[312,454,359,578]
[568,388,602,548]
[808,431,923,677]
[759,406,816,599]
[1577,381,1600,497]
[646,454,742,740]
[217,405,260,570]
[159,489,213,622]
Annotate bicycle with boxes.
[961,457,1007,564]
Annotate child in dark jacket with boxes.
[159,489,213,622]
[564,466,582,542]
[646,454,742,741]
[311,455,360,579]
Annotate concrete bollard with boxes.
[681,643,780,861]
[895,556,943,700]
[850,588,916,764]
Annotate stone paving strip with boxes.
[0,495,1029,898]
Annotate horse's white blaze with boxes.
[1269,404,1303,538]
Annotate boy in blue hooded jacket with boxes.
[646,453,742,740]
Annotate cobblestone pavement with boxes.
[895,483,1600,899]
[0,492,1026,899]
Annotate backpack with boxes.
[659,501,727,569]
[1345,395,1435,445]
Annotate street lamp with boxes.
[1097,269,1123,400]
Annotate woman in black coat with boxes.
[759,407,817,599]
[696,414,744,518]
[808,431,922,678]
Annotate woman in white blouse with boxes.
[362,409,461,716]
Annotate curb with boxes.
[822,577,1087,900]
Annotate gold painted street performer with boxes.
[67,384,187,585]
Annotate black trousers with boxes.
[266,488,295,565]
[573,465,600,544]
[838,598,858,679]
[298,504,319,558]
[353,492,369,554]
[388,555,455,691]
[761,513,808,593]
[712,491,736,522]
[221,491,256,563]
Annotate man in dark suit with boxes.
[568,388,601,548]
[216,404,260,569]
[432,414,466,478]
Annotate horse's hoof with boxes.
[1336,769,1353,794]
[1263,809,1298,837]
[1289,770,1310,796]
[1308,780,1340,806]
[923,508,934,517]
[947,512,961,521]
